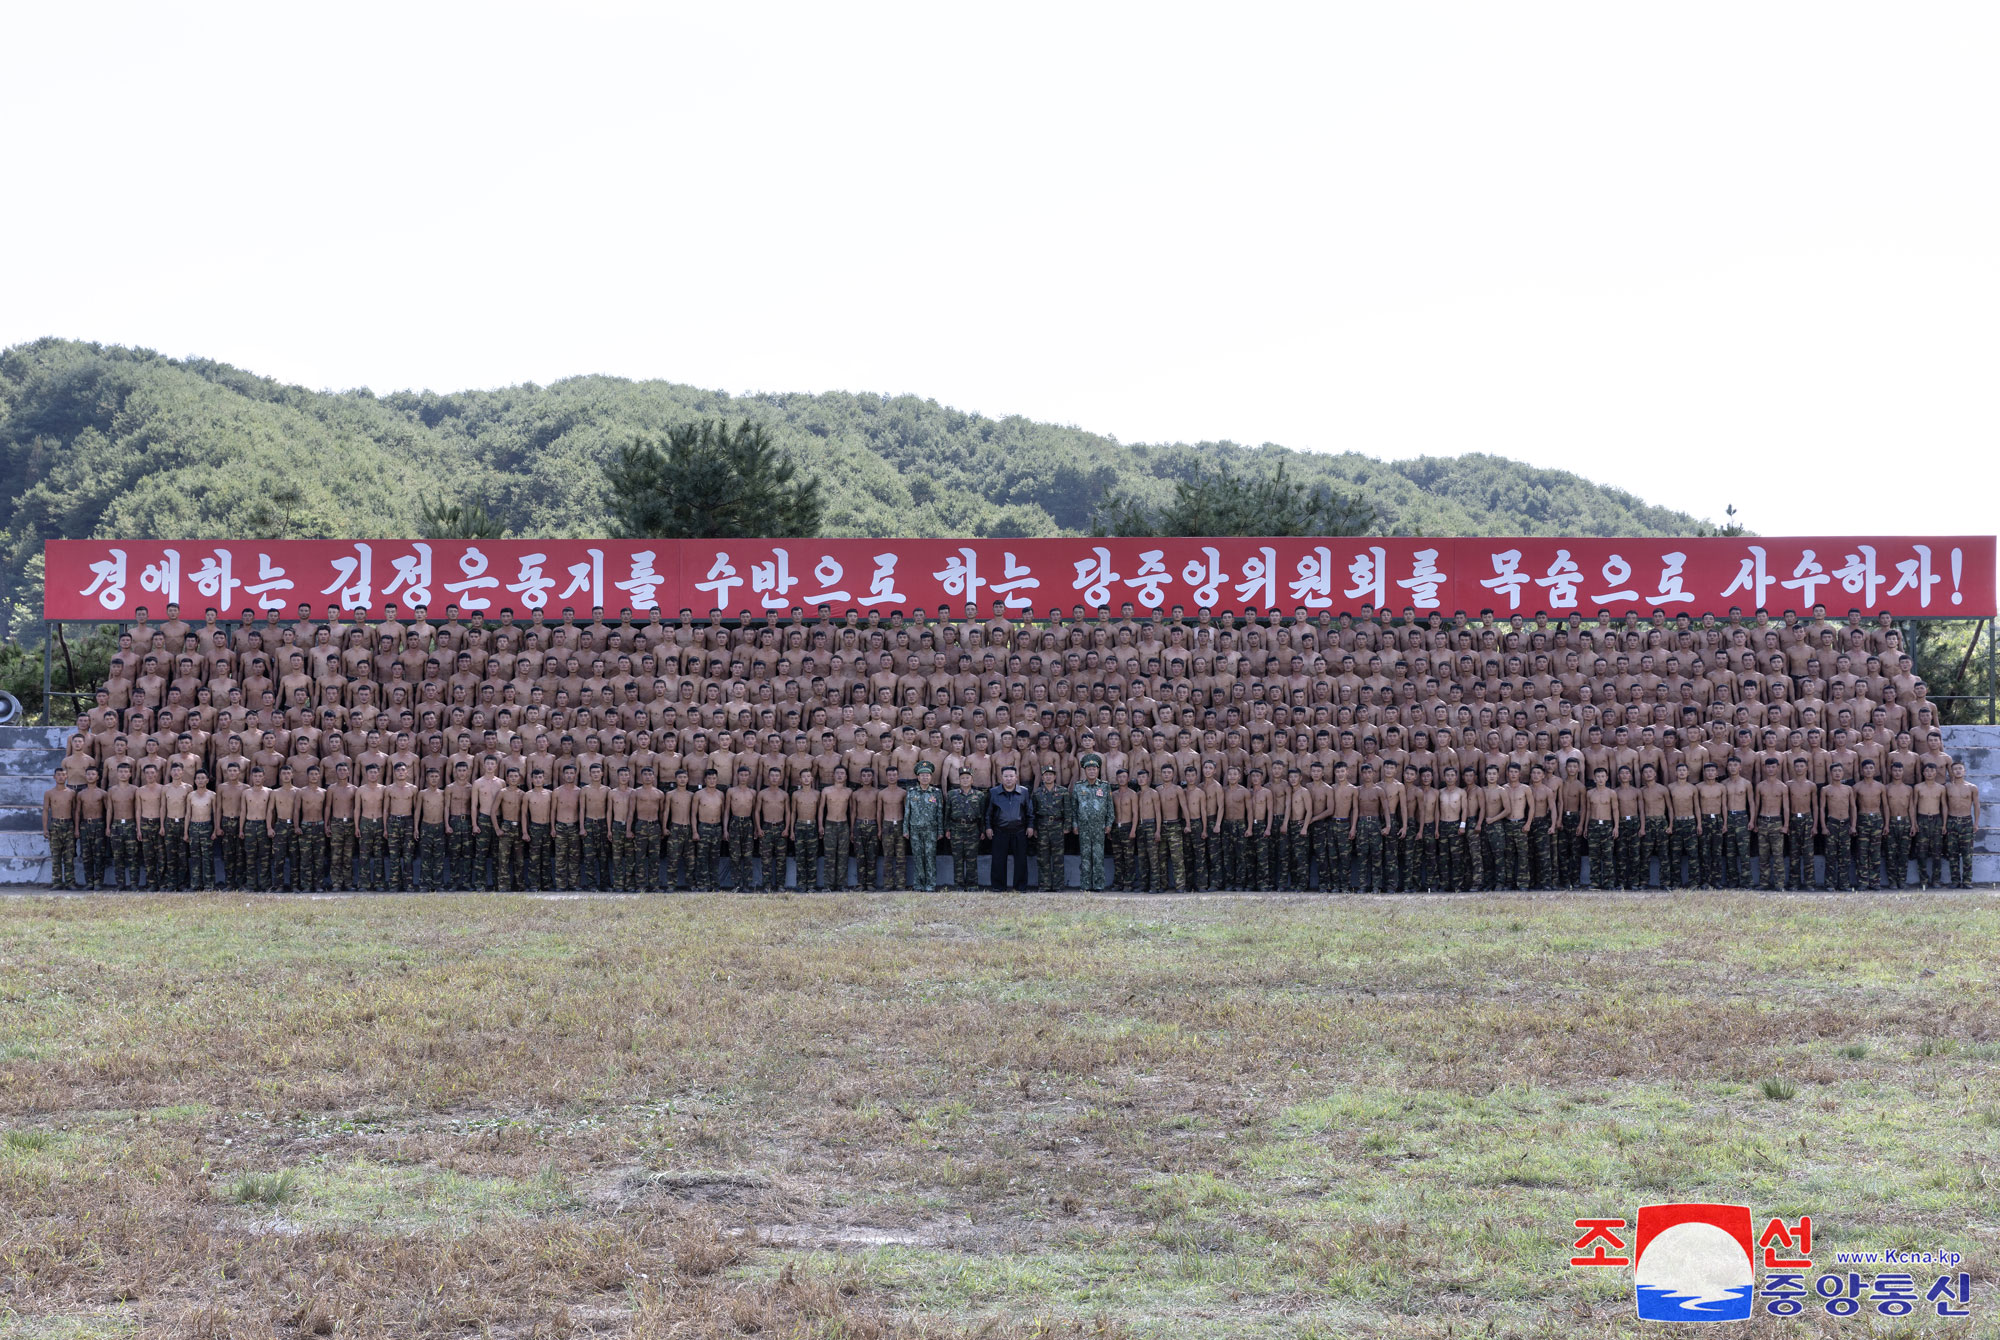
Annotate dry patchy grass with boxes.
[0,891,1995,1337]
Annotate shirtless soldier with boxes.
[1943,761,1980,889]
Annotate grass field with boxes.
[0,890,1995,1339]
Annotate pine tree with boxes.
[606,419,823,539]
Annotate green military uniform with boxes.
[694,819,723,890]
[1786,812,1815,890]
[1668,817,1697,888]
[327,817,354,891]
[1586,818,1615,890]
[728,815,756,890]
[1033,772,1070,891]
[905,764,944,892]
[188,819,214,891]
[1724,811,1751,888]
[447,814,473,890]
[1944,814,1973,888]
[1069,761,1113,892]
[1824,816,1854,890]
[48,816,76,889]
[1756,815,1786,891]
[945,785,985,889]
[1885,815,1912,889]
[794,820,821,890]
[555,820,582,890]
[821,820,849,890]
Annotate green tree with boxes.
[1093,459,1377,538]
[605,418,822,539]
[420,497,503,539]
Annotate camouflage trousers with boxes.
[385,815,413,891]
[245,822,271,891]
[472,822,496,891]
[554,821,582,890]
[328,818,356,891]
[1640,816,1669,890]
[1134,819,1159,891]
[447,816,473,890]
[48,817,76,889]
[1615,816,1641,890]
[1855,811,1884,890]
[694,821,723,890]
[1529,818,1555,890]
[1353,816,1384,891]
[107,817,137,889]
[1756,818,1787,891]
[1724,812,1751,888]
[417,821,447,891]
[1219,818,1249,889]
[137,817,164,889]
[1315,822,1349,891]
[633,819,662,891]
[665,824,693,890]
[354,820,380,892]
[1110,826,1135,890]
[852,821,879,890]
[1668,818,1698,888]
[609,821,635,891]
[1787,814,1815,890]
[1076,825,1109,891]
[794,822,822,890]
[822,821,850,890]
[1037,825,1065,891]
[523,821,552,891]
[1824,817,1854,890]
[1155,820,1187,891]
[1584,819,1615,889]
[907,825,940,891]
[1505,818,1532,890]
[759,825,788,890]
[583,819,611,890]
[1886,817,1912,889]
[879,821,905,890]
[187,820,214,890]
[1280,820,1308,890]
[495,821,522,891]
[1945,814,1974,888]
[82,819,106,889]
[949,821,981,888]
[163,818,188,890]
[1558,814,1582,888]
[1916,813,1945,886]
[268,818,292,891]
[728,816,756,890]
[297,821,327,892]
[1441,822,1471,892]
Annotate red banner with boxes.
[42,535,1996,621]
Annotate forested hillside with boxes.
[1,338,1717,636]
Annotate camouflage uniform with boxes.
[1885,815,1912,889]
[1069,776,1113,892]
[1033,783,1069,891]
[904,778,944,891]
[1134,817,1159,891]
[138,817,163,889]
[694,820,723,890]
[1786,813,1815,890]
[385,814,413,891]
[472,819,496,891]
[1724,811,1751,888]
[246,820,273,891]
[110,817,138,889]
[1586,818,1615,890]
[634,819,662,892]
[1824,816,1854,890]
[1528,816,1554,891]
[1110,822,1135,891]
[583,818,611,890]
[1315,820,1348,892]
[945,788,986,889]
[447,814,473,891]
[1614,814,1641,890]
[727,816,756,890]
[299,820,327,892]
[1464,819,1485,891]
[1668,817,1697,888]
[1855,811,1884,890]
[82,817,106,890]
[1156,818,1188,892]
[1641,815,1669,890]
[163,817,188,890]
[793,821,821,890]
[1485,819,1513,891]
[1916,812,1945,886]
[665,822,694,891]
[1697,817,1724,889]
[355,816,383,891]
[1352,815,1383,892]
[1756,816,1786,891]
[1944,814,1974,888]
[1416,821,1441,893]
[853,820,880,890]
[497,818,524,891]
[758,822,788,891]
[554,820,582,891]
[609,819,635,891]
[821,820,849,890]
[328,817,355,891]
[879,820,906,890]
[48,817,76,889]
[524,820,552,892]
[187,819,214,891]
[1557,813,1582,889]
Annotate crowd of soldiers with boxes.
[36,595,1986,894]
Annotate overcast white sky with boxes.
[5,3,1993,538]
